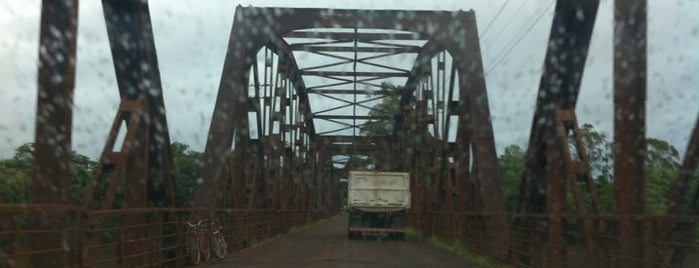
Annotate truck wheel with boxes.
[391,232,405,241]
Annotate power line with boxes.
[485,0,555,76]
[479,0,511,38]
[482,0,528,47]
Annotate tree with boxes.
[644,138,685,214]
[171,142,203,207]
[646,138,681,169]
[578,123,612,180]
[0,160,31,203]
[498,145,525,211]
[70,152,96,205]
[359,82,403,136]
[0,143,95,205]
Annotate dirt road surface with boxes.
[202,214,474,268]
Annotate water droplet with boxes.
[51,74,64,83]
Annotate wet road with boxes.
[202,214,473,268]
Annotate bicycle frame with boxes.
[186,219,211,264]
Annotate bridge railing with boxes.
[0,205,334,267]
[409,211,699,267]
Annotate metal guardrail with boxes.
[0,205,333,267]
[408,211,699,267]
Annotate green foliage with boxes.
[578,123,612,179]
[643,139,685,214]
[497,145,525,212]
[0,159,31,203]
[595,175,616,213]
[70,152,96,205]
[496,123,693,215]
[0,141,203,207]
[359,82,403,136]
[646,138,681,169]
[645,166,678,214]
[171,142,203,207]
[0,143,95,205]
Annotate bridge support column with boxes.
[614,0,647,267]
[31,0,79,266]
[453,13,509,260]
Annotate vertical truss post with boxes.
[614,1,647,267]
[544,128,566,267]
[229,129,249,209]
[553,107,601,261]
[275,52,290,211]
[454,97,472,213]
[416,65,436,212]
[31,0,79,266]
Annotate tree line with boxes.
[497,123,694,213]
[1,82,694,213]
[0,142,204,207]
[0,127,692,214]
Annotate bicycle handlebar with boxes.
[186,219,203,227]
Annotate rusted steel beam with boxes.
[266,38,317,139]
[301,71,409,77]
[307,89,398,95]
[457,19,509,259]
[31,0,79,266]
[292,45,420,53]
[82,0,176,209]
[193,7,254,208]
[400,41,442,108]
[519,0,600,214]
[33,0,78,206]
[514,1,601,264]
[312,115,392,120]
[283,31,420,41]
[613,0,647,267]
[316,135,392,144]
[82,1,177,266]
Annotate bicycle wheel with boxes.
[212,234,228,259]
[187,235,200,265]
[201,236,211,262]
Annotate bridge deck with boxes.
[202,214,473,268]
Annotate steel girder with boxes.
[80,1,177,265]
[518,0,601,215]
[82,0,176,210]
[613,1,647,267]
[30,0,79,266]
[514,1,601,266]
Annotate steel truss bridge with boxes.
[1,0,697,267]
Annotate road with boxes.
[202,214,474,268]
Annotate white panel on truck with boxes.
[348,171,411,209]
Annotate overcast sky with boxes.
[0,0,697,160]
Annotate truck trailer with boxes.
[347,171,411,240]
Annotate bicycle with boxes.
[210,221,228,259]
[185,219,210,265]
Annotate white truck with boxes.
[347,171,411,240]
